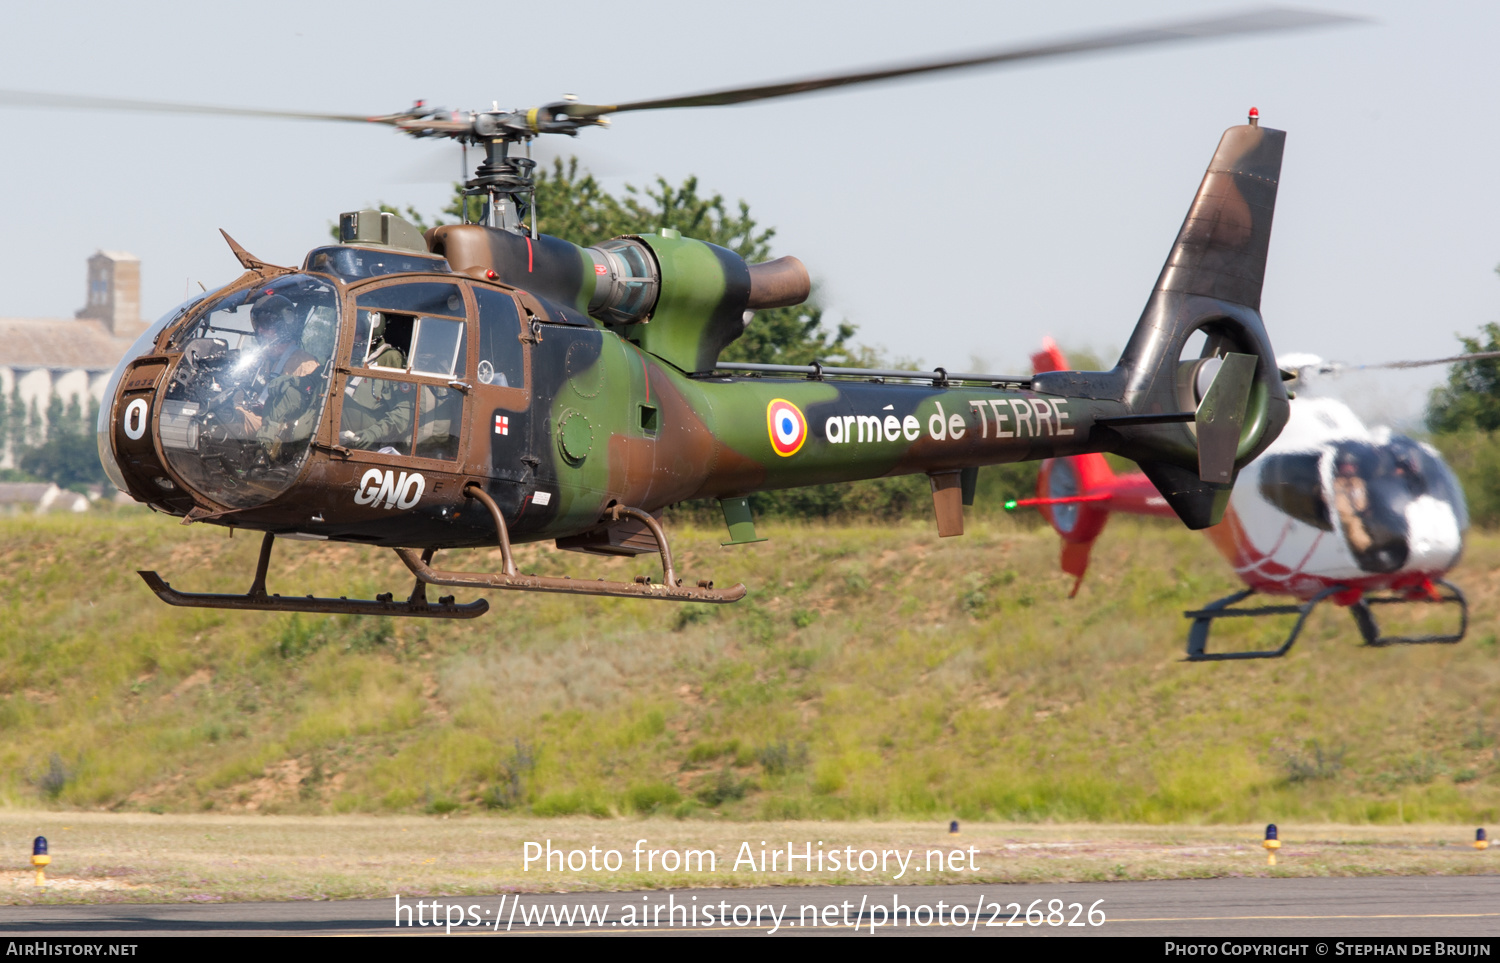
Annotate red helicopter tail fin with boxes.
[1030,336,1069,376]
[1014,339,1180,594]
[1019,455,1115,595]
[1059,540,1094,599]
[1014,450,1181,594]
[1009,342,1119,594]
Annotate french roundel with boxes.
[766,399,808,457]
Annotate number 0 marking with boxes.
[122,398,149,440]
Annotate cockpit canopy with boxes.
[157,274,340,508]
[1257,435,1468,573]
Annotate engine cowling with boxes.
[426,224,809,373]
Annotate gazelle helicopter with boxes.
[1012,339,1471,661]
[2,10,1351,620]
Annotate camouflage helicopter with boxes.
[18,11,1348,619]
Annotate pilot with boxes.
[362,312,405,369]
[226,292,322,457]
[1332,451,1373,553]
[340,312,413,451]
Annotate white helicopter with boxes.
[1012,340,1471,661]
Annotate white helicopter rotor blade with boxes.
[1353,350,1500,371]
[1293,351,1500,378]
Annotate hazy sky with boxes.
[3,1,1497,425]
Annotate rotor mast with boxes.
[466,136,536,234]
[386,95,600,236]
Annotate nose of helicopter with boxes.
[1329,436,1468,578]
[97,356,134,496]
[1403,495,1465,572]
[96,275,341,512]
[96,285,232,502]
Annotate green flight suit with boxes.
[256,352,326,458]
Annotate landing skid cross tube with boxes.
[1351,579,1467,647]
[393,486,747,603]
[140,532,490,618]
[1183,586,1343,661]
[1184,581,1468,661]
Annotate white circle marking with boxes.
[122,398,149,441]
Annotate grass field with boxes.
[0,814,1493,904]
[2,508,1498,828]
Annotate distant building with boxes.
[0,482,90,513]
[0,251,147,467]
[75,251,149,342]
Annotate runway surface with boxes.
[0,876,1496,937]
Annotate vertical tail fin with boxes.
[1032,121,1291,529]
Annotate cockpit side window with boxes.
[340,280,472,463]
[475,288,525,389]
[410,318,467,377]
[1383,435,1429,497]
[1257,452,1333,531]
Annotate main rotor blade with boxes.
[0,88,382,124]
[0,7,1361,137]
[575,7,1360,118]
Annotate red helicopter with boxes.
[1012,340,1469,661]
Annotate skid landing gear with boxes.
[395,486,747,604]
[141,486,745,616]
[1183,580,1468,661]
[1350,579,1467,647]
[140,532,489,618]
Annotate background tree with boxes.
[1426,321,1500,434]
[18,396,106,491]
[1424,268,1500,526]
[1,391,109,491]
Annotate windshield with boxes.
[158,274,340,508]
[1326,435,1469,573]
